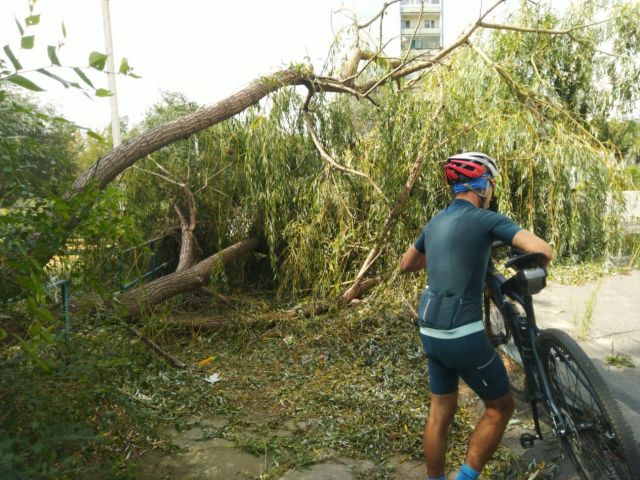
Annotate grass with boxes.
[573,279,602,339]
[605,343,636,369]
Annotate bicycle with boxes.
[483,245,640,479]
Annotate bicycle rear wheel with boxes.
[484,298,526,397]
[537,328,640,480]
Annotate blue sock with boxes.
[457,463,480,480]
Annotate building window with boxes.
[402,34,440,51]
[403,20,411,28]
[424,19,436,28]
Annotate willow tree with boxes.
[6,0,640,316]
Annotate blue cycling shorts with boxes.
[419,329,510,400]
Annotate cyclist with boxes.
[400,152,552,480]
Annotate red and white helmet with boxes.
[444,152,498,185]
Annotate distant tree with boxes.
[0,91,79,206]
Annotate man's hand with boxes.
[400,245,426,273]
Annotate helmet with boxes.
[444,152,498,185]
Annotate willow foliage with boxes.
[122,2,637,299]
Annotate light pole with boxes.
[101,0,121,147]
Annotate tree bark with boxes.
[174,186,201,272]
[73,69,312,194]
[114,237,259,317]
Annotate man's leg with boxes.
[464,391,514,472]
[424,390,458,478]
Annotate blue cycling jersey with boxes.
[413,199,521,331]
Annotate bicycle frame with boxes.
[485,259,569,440]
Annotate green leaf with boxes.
[3,45,23,70]
[118,57,131,74]
[88,51,107,70]
[21,36,35,50]
[73,67,94,88]
[61,21,67,38]
[47,45,61,66]
[37,68,69,88]
[34,306,54,323]
[87,130,105,142]
[25,14,40,26]
[4,74,44,91]
[0,327,6,341]
[95,88,112,97]
[15,17,24,36]
[0,90,6,102]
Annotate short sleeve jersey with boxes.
[414,199,522,328]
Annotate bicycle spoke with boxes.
[545,343,631,479]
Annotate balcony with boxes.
[401,34,441,51]
[401,27,440,36]
[400,0,440,14]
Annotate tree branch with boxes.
[358,0,507,92]
[357,0,402,29]
[341,72,446,302]
[478,18,610,35]
[126,326,186,369]
[468,41,607,151]
[130,166,185,187]
[301,90,383,196]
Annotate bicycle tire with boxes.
[484,298,527,397]
[537,328,640,480]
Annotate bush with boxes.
[625,165,640,190]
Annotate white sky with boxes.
[0,0,530,131]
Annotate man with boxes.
[400,152,553,480]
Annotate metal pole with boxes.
[101,0,121,147]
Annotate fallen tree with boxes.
[7,0,640,318]
[113,237,259,317]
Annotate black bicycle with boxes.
[484,246,640,479]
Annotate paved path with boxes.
[535,269,640,444]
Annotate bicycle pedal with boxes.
[519,433,536,449]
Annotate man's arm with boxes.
[511,229,553,265]
[400,245,426,273]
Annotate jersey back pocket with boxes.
[417,288,462,330]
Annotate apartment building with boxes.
[399,0,495,54]
[400,0,442,54]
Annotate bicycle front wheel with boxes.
[537,328,640,479]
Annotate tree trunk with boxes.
[114,237,258,317]
[174,186,201,272]
[72,69,312,194]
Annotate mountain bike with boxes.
[483,246,640,479]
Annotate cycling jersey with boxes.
[413,199,521,332]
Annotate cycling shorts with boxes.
[419,328,510,400]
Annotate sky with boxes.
[0,0,523,131]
